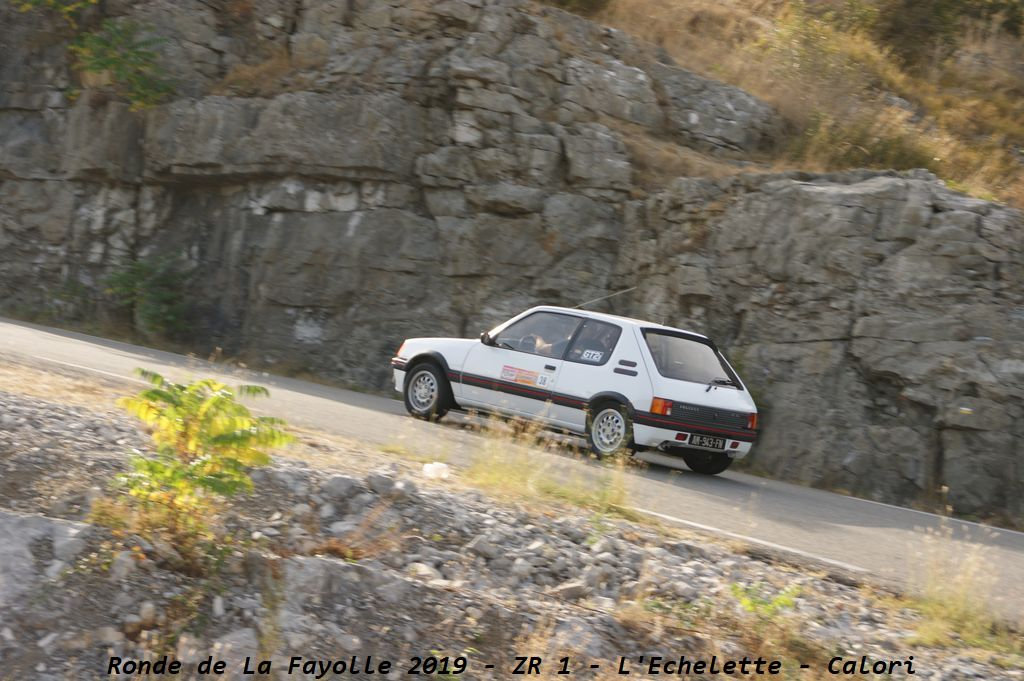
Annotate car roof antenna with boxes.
[572,286,637,310]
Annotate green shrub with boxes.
[115,369,293,532]
[105,257,188,340]
[729,577,798,622]
[70,19,173,109]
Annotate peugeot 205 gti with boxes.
[390,306,758,475]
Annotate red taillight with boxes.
[747,413,758,430]
[651,397,673,416]
[675,433,688,442]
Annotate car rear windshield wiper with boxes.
[706,377,737,392]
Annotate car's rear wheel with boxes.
[587,403,632,458]
[403,363,451,421]
[682,449,733,475]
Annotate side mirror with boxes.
[480,331,495,346]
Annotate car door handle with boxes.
[544,364,556,371]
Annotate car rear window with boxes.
[643,330,739,387]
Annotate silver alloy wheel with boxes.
[408,369,438,413]
[592,407,627,454]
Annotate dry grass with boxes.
[214,46,299,97]
[0,358,126,407]
[458,413,640,520]
[613,584,837,680]
[902,522,1023,655]
[606,118,755,189]
[595,0,1024,205]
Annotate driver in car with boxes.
[527,326,576,357]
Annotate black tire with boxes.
[403,362,452,421]
[682,449,733,475]
[586,402,633,458]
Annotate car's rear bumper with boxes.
[633,423,753,459]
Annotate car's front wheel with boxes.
[587,403,632,458]
[682,449,733,475]
[403,363,451,421]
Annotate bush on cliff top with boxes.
[594,0,1024,205]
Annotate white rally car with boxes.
[390,306,758,475]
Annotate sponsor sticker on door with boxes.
[501,365,544,387]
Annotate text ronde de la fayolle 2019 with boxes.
[106,653,917,676]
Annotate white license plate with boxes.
[690,434,725,450]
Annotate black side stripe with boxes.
[614,368,638,376]
[448,371,586,408]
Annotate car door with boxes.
[460,311,583,419]
[548,319,627,431]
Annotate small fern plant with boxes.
[117,369,293,527]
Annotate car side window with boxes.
[565,320,622,366]
[493,312,582,359]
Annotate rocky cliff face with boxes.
[620,170,1023,519]
[1,0,1020,520]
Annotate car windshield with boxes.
[492,312,582,359]
[643,330,739,387]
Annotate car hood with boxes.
[397,337,478,370]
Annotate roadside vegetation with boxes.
[585,0,1024,205]
[900,522,1023,657]
[75,368,294,655]
[92,368,293,574]
[456,413,640,520]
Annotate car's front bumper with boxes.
[392,368,406,393]
[390,357,408,393]
[633,423,753,459]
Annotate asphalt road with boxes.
[2,317,1022,622]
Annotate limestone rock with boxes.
[0,0,1019,521]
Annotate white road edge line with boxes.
[830,494,1024,538]
[38,358,149,384]
[626,505,869,574]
